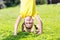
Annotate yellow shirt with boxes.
[20,0,37,18]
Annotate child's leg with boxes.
[35,14,43,34]
[14,15,22,36]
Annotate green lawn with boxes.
[0,4,60,40]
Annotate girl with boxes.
[14,0,43,35]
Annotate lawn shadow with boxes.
[56,37,60,40]
[3,31,30,40]
[50,37,60,40]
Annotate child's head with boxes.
[24,16,34,29]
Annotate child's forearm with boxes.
[14,16,21,35]
[36,14,43,34]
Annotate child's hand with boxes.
[36,30,42,34]
[14,31,17,36]
[37,31,42,34]
[14,33,17,36]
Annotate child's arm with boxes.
[35,14,43,34]
[14,15,22,36]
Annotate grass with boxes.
[0,4,60,40]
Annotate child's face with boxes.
[24,16,34,29]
